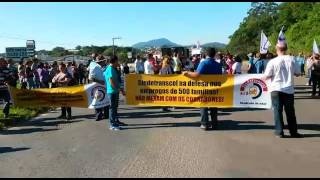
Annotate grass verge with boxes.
[0,106,51,130]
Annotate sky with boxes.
[0,2,252,53]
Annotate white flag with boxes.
[260,31,271,54]
[196,41,200,49]
[313,39,319,54]
[277,26,286,45]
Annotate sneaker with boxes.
[3,114,9,119]
[109,126,115,130]
[200,124,208,131]
[113,126,121,131]
[96,117,103,121]
[290,133,303,138]
[67,116,72,120]
[275,133,285,138]
[96,115,103,121]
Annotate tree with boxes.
[227,2,319,57]
[103,48,113,57]
[49,47,67,57]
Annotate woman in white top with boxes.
[232,55,242,74]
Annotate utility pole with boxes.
[112,37,121,56]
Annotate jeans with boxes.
[200,108,218,127]
[95,106,110,120]
[27,78,34,90]
[271,91,298,136]
[309,73,313,86]
[0,89,10,117]
[40,82,49,88]
[61,107,71,117]
[34,80,40,89]
[312,75,320,95]
[301,64,305,75]
[108,93,119,127]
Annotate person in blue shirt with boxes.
[254,53,265,74]
[296,53,305,76]
[183,48,222,131]
[247,52,255,74]
[104,55,126,131]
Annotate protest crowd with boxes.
[1,29,320,137]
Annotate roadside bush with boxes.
[0,106,51,130]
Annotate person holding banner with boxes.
[104,55,126,131]
[172,52,182,74]
[52,63,73,121]
[144,53,158,75]
[134,55,144,74]
[183,48,222,131]
[159,56,174,112]
[232,55,242,74]
[264,40,302,138]
[89,55,109,121]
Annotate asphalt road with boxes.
[1,77,320,178]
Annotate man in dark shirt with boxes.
[0,58,12,118]
[184,48,222,131]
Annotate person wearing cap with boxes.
[0,58,12,118]
[264,41,302,138]
[89,55,109,121]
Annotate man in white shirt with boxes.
[134,55,144,74]
[172,52,182,74]
[89,56,108,121]
[144,54,156,75]
[264,42,302,138]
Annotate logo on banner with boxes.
[91,86,106,102]
[240,79,268,99]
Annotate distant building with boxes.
[5,40,36,61]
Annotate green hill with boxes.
[227,2,320,56]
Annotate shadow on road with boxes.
[121,121,200,130]
[295,96,320,100]
[71,114,96,120]
[298,124,320,131]
[0,128,57,135]
[0,147,30,154]
[121,120,267,130]
[220,108,268,112]
[121,120,320,137]
[212,120,272,131]
[15,118,83,128]
[119,111,231,119]
[300,134,320,138]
